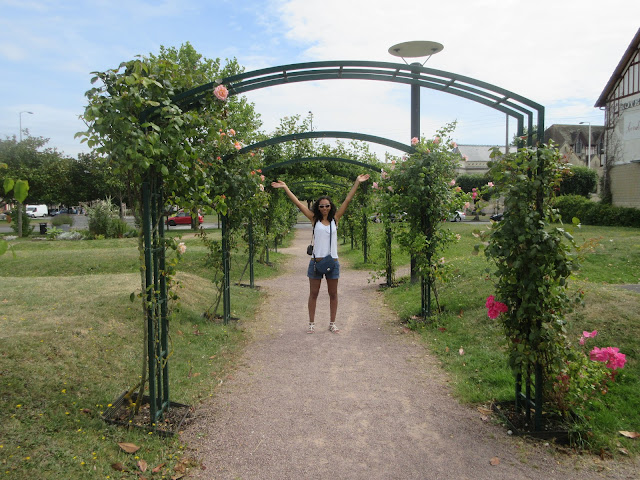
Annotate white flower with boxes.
[177,242,187,255]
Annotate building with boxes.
[453,145,511,176]
[595,28,640,208]
[544,124,605,194]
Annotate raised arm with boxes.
[271,180,314,221]
[334,174,370,222]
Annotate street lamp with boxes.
[308,111,313,131]
[579,121,591,169]
[19,111,33,142]
[388,41,444,141]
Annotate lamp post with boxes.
[19,111,33,142]
[308,111,313,131]
[388,41,443,315]
[579,121,591,169]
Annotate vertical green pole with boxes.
[142,180,156,424]
[157,179,169,417]
[222,213,231,324]
[362,212,368,263]
[385,225,393,287]
[248,218,255,288]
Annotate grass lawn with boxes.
[340,222,640,454]
[0,228,292,479]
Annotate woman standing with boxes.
[271,174,370,333]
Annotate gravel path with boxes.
[182,225,637,479]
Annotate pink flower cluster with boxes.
[411,137,419,146]
[485,295,508,319]
[590,347,627,370]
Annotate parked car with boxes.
[165,212,204,226]
[449,210,465,222]
[490,212,504,222]
[51,207,77,216]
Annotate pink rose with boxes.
[228,128,236,136]
[464,202,470,209]
[260,175,265,182]
[472,192,478,199]
[487,182,494,187]
[234,141,241,150]
[433,136,440,145]
[485,295,508,319]
[372,181,379,190]
[381,171,389,180]
[387,186,394,192]
[450,180,456,186]
[213,85,229,101]
[259,184,264,192]
[411,137,419,146]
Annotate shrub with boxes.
[10,207,34,236]
[87,199,134,238]
[52,214,74,227]
[559,165,598,197]
[455,174,493,200]
[554,195,640,227]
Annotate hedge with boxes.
[554,195,640,228]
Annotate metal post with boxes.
[386,225,393,287]
[222,213,231,324]
[142,181,156,423]
[248,219,255,288]
[362,212,368,263]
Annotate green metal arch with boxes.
[161,60,543,143]
[228,131,412,162]
[261,155,382,174]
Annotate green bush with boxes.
[455,174,493,200]
[86,199,134,238]
[559,165,598,197]
[554,195,640,227]
[10,207,34,236]
[51,214,74,226]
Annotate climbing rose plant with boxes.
[484,142,580,393]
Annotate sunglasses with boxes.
[318,204,331,208]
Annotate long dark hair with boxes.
[312,196,336,225]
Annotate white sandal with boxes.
[307,323,315,334]
[328,322,340,333]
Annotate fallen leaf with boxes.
[619,431,640,439]
[490,457,500,466]
[111,462,127,471]
[138,460,148,472]
[445,346,450,353]
[209,355,216,359]
[118,442,140,454]
[477,407,493,415]
[152,463,166,473]
[177,330,184,336]
[172,475,185,480]
[193,329,203,336]
[437,327,446,332]
[81,408,91,414]
[458,309,464,317]
[618,448,629,455]
[459,348,465,356]
[192,372,201,378]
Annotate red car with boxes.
[165,212,204,226]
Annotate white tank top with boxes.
[313,219,338,258]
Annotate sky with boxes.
[1,0,639,161]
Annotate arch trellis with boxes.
[140,60,546,427]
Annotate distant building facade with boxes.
[453,145,511,176]
[595,28,640,208]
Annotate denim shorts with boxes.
[307,258,340,279]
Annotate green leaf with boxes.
[129,292,136,303]
[13,180,29,203]
[3,178,14,194]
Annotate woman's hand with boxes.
[271,180,287,189]
[356,174,370,184]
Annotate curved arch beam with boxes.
[166,61,541,141]
[262,156,380,174]
[234,131,412,158]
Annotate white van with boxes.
[25,204,49,218]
